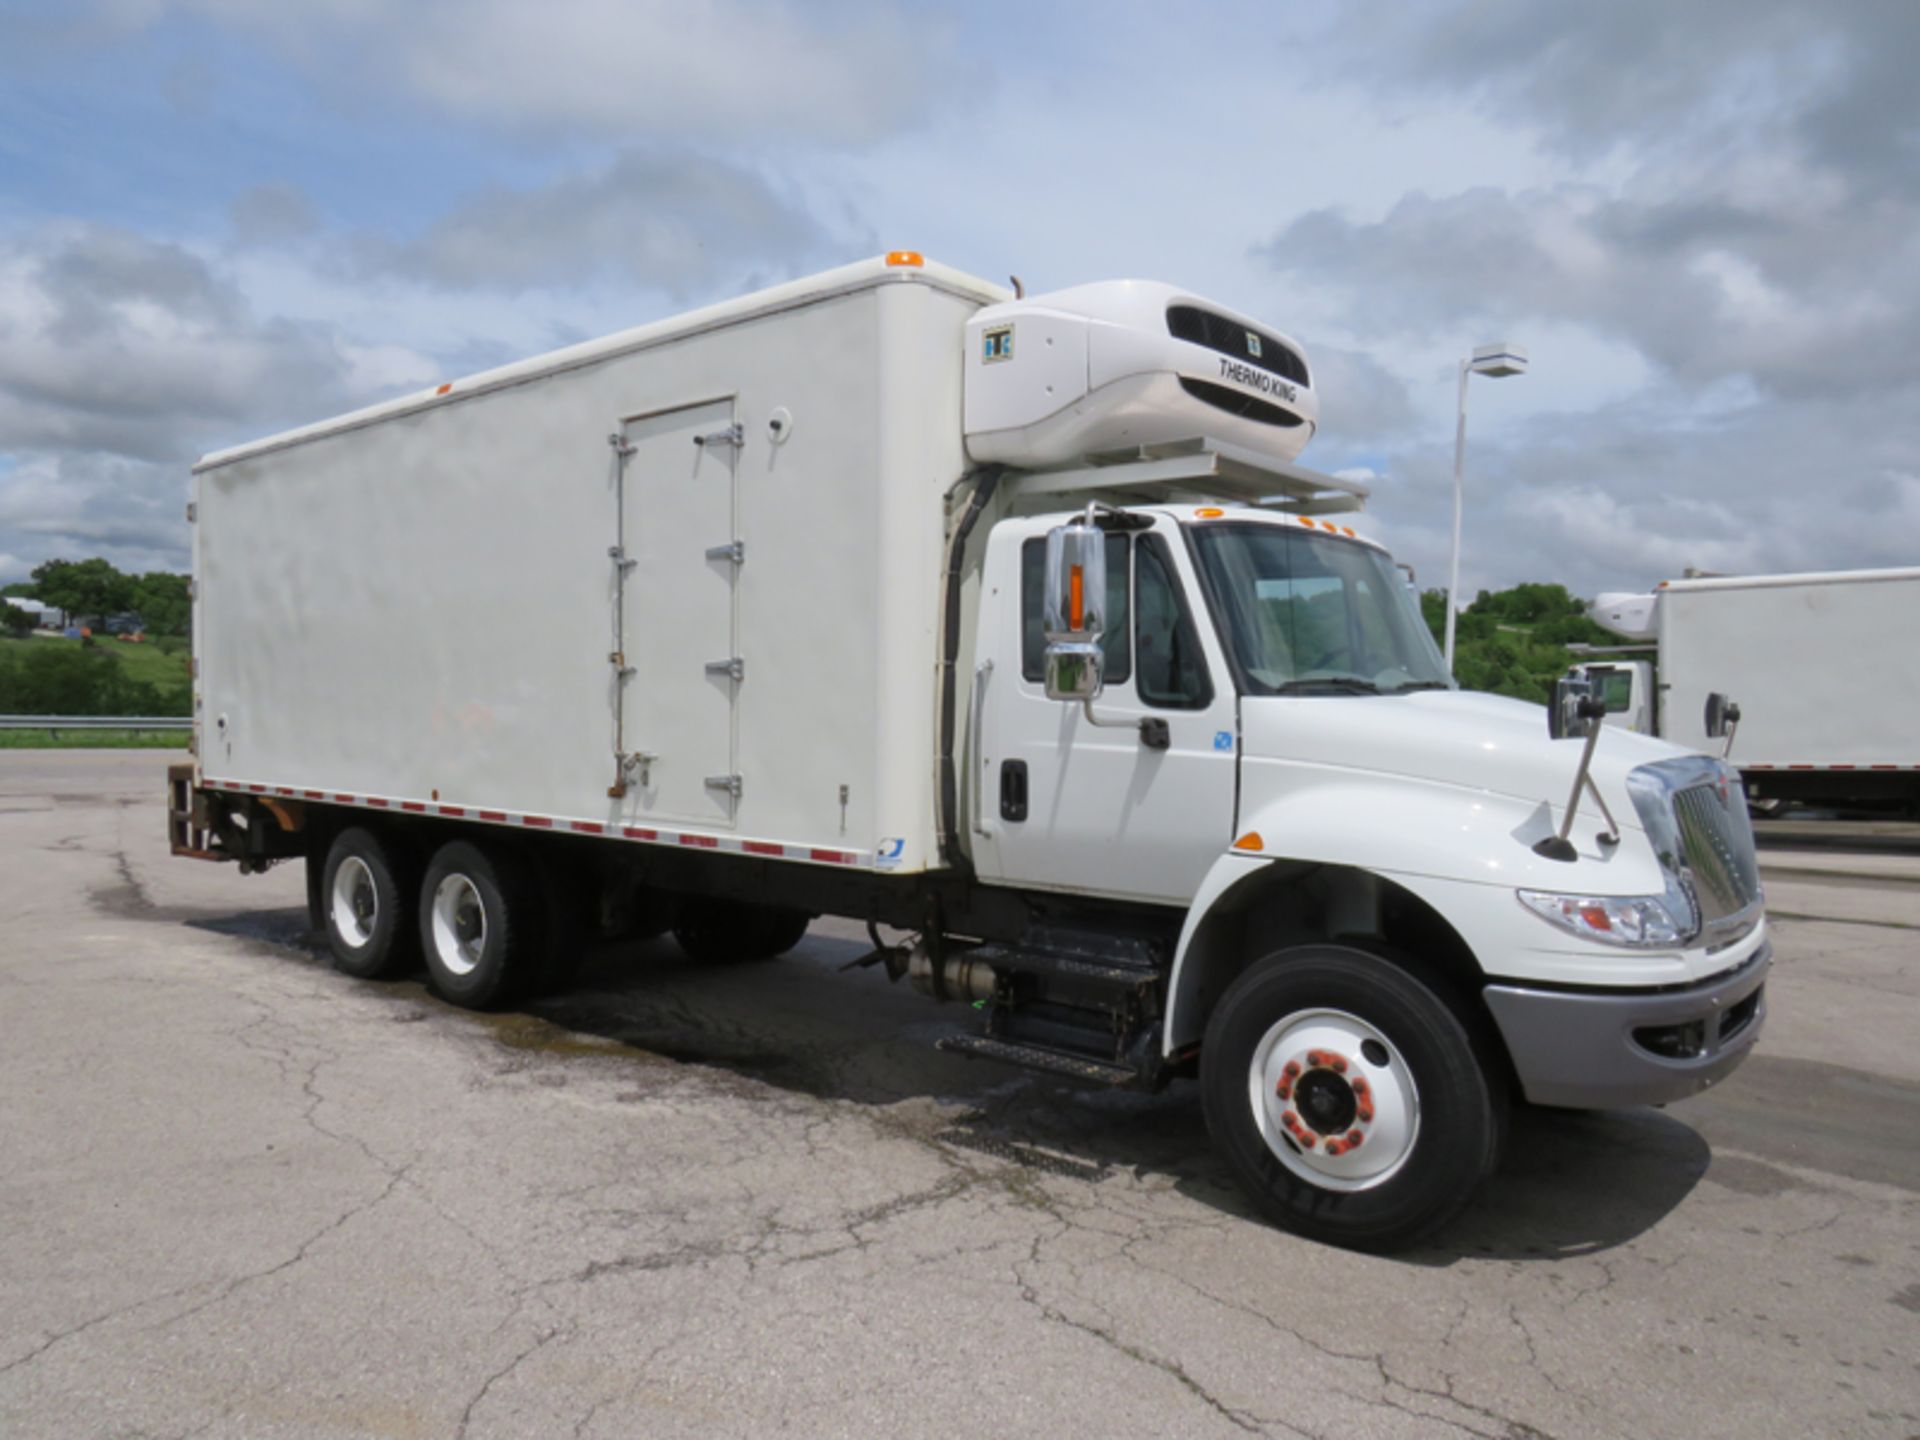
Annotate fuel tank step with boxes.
[935,1033,1140,1085]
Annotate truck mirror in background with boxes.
[1042,521,1107,702]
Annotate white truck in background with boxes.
[1576,568,1920,815]
[170,254,1770,1251]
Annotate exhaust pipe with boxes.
[907,939,997,1003]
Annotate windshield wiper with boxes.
[1273,676,1383,695]
[1384,680,1452,693]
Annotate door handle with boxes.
[1000,760,1028,823]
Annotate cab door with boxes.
[971,515,1240,902]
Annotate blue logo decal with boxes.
[1213,730,1235,752]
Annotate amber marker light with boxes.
[885,251,925,267]
[1068,564,1085,630]
[1233,832,1264,852]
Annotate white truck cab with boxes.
[172,256,1769,1251]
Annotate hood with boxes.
[1240,689,1691,825]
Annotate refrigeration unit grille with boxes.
[1177,377,1306,428]
[1167,305,1311,386]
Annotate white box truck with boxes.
[1576,568,1920,814]
[170,254,1770,1250]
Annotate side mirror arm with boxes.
[1534,695,1617,861]
[1079,701,1171,750]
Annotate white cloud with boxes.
[351,149,836,296]
[75,0,961,145]
[0,224,438,574]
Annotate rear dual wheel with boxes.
[1201,943,1504,1253]
[419,840,542,1009]
[321,827,419,979]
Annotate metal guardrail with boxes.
[0,715,191,732]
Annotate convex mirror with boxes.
[1548,677,1606,740]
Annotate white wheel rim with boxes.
[330,855,378,949]
[1247,1008,1420,1193]
[430,874,488,977]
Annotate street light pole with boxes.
[1443,341,1529,674]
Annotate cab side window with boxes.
[1134,535,1211,708]
[1021,535,1131,684]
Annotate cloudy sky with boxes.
[2,0,1915,601]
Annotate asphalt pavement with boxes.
[3,751,1916,1438]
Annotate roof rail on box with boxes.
[1003,437,1368,515]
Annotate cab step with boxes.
[935,1033,1140,1086]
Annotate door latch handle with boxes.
[999,760,1028,823]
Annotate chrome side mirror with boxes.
[1042,521,1106,702]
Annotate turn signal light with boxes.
[1233,831,1264,852]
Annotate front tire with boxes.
[1201,944,1499,1252]
[419,840,539,1009]
[321,827,418,979]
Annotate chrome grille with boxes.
[1673,782,1762,928]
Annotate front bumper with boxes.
[1483,942,1771,1109]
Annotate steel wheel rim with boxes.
[1247,1008,1420,1192]
[330,855,378,949]
[430,873,487,977]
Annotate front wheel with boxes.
[1201,944,1500,1252]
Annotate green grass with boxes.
[0,728,189,749]
[16,631,192,700]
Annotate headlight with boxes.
[1516,889,1694,948]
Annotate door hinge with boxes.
[608,433,636,458]
[704,657,744,681]
[704,774,743,799]
[185,501,196,523]
[608,544,638,572]
[609,651,635,678]
[704,540,745,565]
[694,423,744,450]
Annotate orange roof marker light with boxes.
[435,383,453,395]
[885,251,925,267]
[1194,507,1225,518]
[1233,831,1265,853]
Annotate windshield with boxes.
[1189,523,1452,695]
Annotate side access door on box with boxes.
[612,397,743,825]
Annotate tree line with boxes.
[1,558,192,717]
[1419,581,1617,702]
[1,558,190,636]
